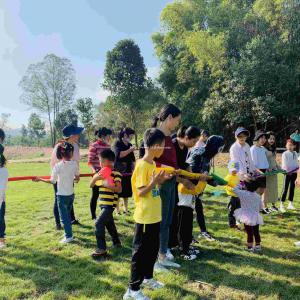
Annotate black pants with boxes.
[90,185,100,219]
[244,224,261,244]
[195,195,207,233]
[280,173,297,202]
[129,222,160,291]
[228,196,241,227]
[53,183,75,225]
[177,206,193,254]
[168,187,179,249]
[95,206,120,251]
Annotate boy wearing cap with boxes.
[225,161,241,229]
[50,124,84,229]
[230,127,256,181]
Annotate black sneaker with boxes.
[261,208,270,214]
[199,232,216,241]
[71,219,81,225]
[271,205,279,212]
[189,246,200,255]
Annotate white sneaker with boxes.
[287,201,295,210]
[279,203,286,213]
[143,278,164,290]
[294,241,300,247]
[123,288,150,300]
[166,249,174,261]
[59,237,74,244]
[158,257,180,268]
[154,262,169,273]
[181,253,197,260]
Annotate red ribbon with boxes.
[8,173,132,182]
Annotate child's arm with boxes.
[138,171,166,197]
[32,177,53,184]
[90,174,102,188]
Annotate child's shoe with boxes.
[287,201,295,210]
[166,249,174,261]
[189,246,200,255]
[261,208,270,214]
[91,249,109,258]
[154,261,169,273]
[270,204,279,212]
[199,232,216,241]
[59,237,74,244]
[123,288,150,300]
[0,238,6,249]
[142,278,164,290]
[158,257,181,268]
[279,202,286,213]
[294,241,300,247]
[181,253,197,260]
[71,219,81,225]
[254,245,262,252]
[245,247,255,253]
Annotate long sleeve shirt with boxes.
[250,145,269,170]
[87,140,110,171]
[281,150,299,173]
[229,142,256,180]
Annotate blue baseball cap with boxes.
[62,124,84,138]
[235,127,249,138]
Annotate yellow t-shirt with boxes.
[224,174,240,197]
[131,159,162,224]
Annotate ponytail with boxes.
[152,104,181,128]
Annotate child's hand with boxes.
[74,175,80,183]
[102,180,115,189]
[197,174,211,182]
[32,177,40,182]
[151,171,166,186]
[181,178,195,190]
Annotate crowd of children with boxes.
[0,103,300,300]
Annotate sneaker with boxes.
[181,253,197,260]
[271,205,279,212]
[123,288,150,300]
[91,249,109,258]
[158,257,181,268]
[0,239,6,249]
[56,224,63,230]
[246,247,255,253]
[199,232,216,241]
[294,241,300,247]
[279,203,286,213]
[166,249,174,261]
[59,237,74,244]
[254,245,262,252]
[71,219,81,225]
[142,278,164,290]
[287,201,295,210]
[261,208,270,214]
[154,262,169,273]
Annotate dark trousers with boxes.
[195,195,207,233]
[95,206,120,251]
[168,187,179,249]
[228,196,241,226]
[0,201,5,238]
[90,185,100,220]
[244,224,261,244]
[53,184,75,225]
[280,173,297,202]
[177,206,193,254]
[129,222,160,291]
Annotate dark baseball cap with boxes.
[62,124,84,138]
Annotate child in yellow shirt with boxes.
[124,128,172,300]
[224,161,241,230]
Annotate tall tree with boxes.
[76,97,95,141]
[19,54,76,146]
[27,113,46,145]
[102,39,150,146]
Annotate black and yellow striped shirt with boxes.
[98,170,122,208]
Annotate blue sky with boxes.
[0,0,171,128]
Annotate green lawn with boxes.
[1,163,300,300]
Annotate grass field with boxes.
[1,162,300,300]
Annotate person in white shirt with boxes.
[280,139,298,212]
[34,142,80,244]
[50,124,83,230]
[0,129,8,249]
[229,127,256,181]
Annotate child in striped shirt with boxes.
[90,149,122,258]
